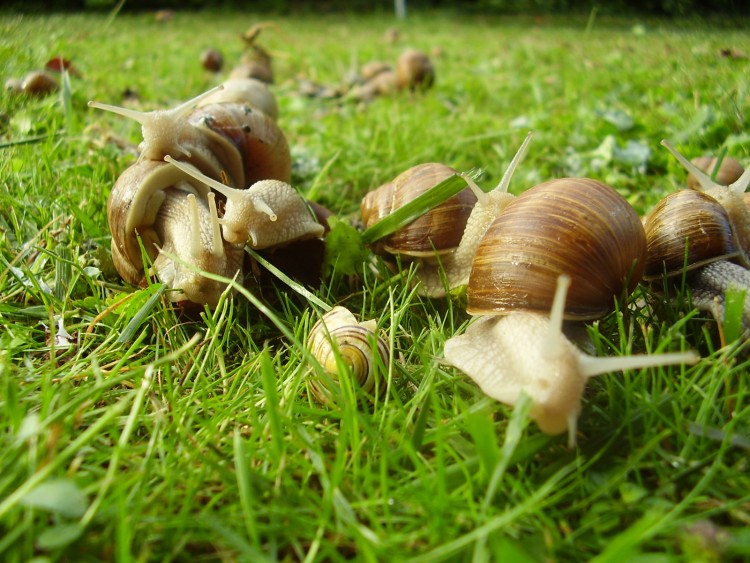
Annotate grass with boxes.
[1,7,750,562]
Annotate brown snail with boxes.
[395,49,435,91]
[306,306,390,404]
[645,140,750,341]
[444,173,698,445]
[687,155,744,191]
[90,81,312,307]
[360,133,532,297]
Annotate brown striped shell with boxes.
[643,189,745,280]
[688,156,744,191]
[360,162,477,258]
[467,178,647,320]
[307,306,390,404]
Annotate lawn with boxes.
[1,7,750,561]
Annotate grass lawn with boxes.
[1,7,750,561]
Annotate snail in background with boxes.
[306,306,390,404]
[444,176,698,445]
[90,79,322,307]
[646,141,750,343]
[361,132,532,297]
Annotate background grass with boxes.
[1,8,750,562]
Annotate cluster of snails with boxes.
[359,135,714,445]
[348,49,435,103]
[90,77,325,308]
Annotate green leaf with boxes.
[723,287,746,345]
[323,216,369,278]
[20,479,88,518]
[37,523,83,550]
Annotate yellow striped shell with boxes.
[307,306,389,404]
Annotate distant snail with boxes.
[395,49,435,91]
[5,70,58,96]
[687,155,744,191]
[90,79,311,307]
[306,306,390,404]
[360,133,532,297]
[200,48,224,73]
[444,275,698,447]
[646,141,750,339]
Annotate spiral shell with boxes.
[643,189,744,280]
[467,178,647,320]
[360,162,477,258]
[307,306,390,404]
[688,156,744,191]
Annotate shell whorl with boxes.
[307,306,390,404]
[467,178,647,320]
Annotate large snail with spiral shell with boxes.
[90,78,325,307]
[306,306,390,404]
[444,176,698,446]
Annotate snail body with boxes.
[307,306,390,404]
[445,275,698,446]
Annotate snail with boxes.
[5,70,58,97]
[644,140,750,342]
[467,177,648,320]
[164,156,325,248]
[360,132,532,297]
[107,159,244,306]
[444,176,701,444]
[88,81,290,184]
[200,48,224,73]
[91,81,296,306]
[444,275,699,447]
[306,306,390,404]
[395,49,435,91]
[687,155,744,191]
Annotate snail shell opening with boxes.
[467,178,647,320]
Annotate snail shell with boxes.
[395,49,435,91]
[195,78,278,121]
[687,156,744,191]
[467,178,647,320]
[307,306,390,404]
[643,189,746,280]
[360,162,477,259]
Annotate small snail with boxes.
[444,275,699,447]
[395,49,435,91]
[200,48,224,73]
[164,156,325,248]
[360,133,532,297]
[644,141,750,341]
[306,306,390,404]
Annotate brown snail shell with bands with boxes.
[467,178,647,320]
[687,156,744,191]
[361,162,477,258]
[643,189,743,280]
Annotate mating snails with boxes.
[645,141,750,340]
[90,79,317,307]
[306,306,390,404]
[361,133,532,297]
